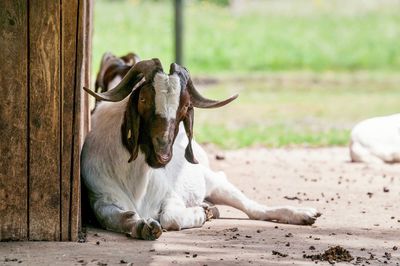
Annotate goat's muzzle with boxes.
[155,152,171,165]
[153,137,173,164]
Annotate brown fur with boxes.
[121,76,190,168]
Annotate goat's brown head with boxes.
[84,58,238,168]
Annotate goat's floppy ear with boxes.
[121,89,141,162]
[183,105,198,164]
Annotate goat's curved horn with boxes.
[84,58,163,102]
[187,79,238,109]
[169,63,238,109]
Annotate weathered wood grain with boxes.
[0,0,28,241]
[0,0,92,241]
[70,0,88,241]
[84,0,93,136]
[29,0,61,241]
[61,0,79,241]
[75,0,93,240]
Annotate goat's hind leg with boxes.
[204,170,321,225]
[93,201,162,240]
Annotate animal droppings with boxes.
[272,250,288,257]
[215,154,225,160]
[303,246,354,263]
[285,233,293,237]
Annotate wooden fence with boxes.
[0,0,92,241]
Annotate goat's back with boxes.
[350,113,400,163]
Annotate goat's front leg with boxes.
[93,201,162,240]
[159,194,207,231]
[204,170,321,225]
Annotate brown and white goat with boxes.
[82,58,320,240]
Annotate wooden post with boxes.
[60,0,79,241]
[0,0,91,241]
[174,0,184,65]
[28,0,62,241]
[0,0,29,241]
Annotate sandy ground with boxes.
[1,147,399,266]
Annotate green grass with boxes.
[196,124,350,148]
[193,73,400,148]
[93,0,400,74]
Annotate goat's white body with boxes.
[350,114,400,164]
[82,99,210,227]
[82,99,319,238]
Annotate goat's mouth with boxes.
[155,152,171,165]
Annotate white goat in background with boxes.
[350,114,400,164]
[82,56,320,240]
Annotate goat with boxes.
[350,114,400,163]
[82,58,320,240]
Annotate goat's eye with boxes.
[139,97,146,103]
[184,103,190,108]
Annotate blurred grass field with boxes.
[193,73,400,148]
[93,0,400,148]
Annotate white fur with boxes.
[153,73,180,119]
[81,99,320,239]
[350,113,400,163]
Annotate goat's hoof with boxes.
[201,202,220,221]
[290,207,321,225]
[136,218,162,240]
[263,207,321,226]
[205,206,220,221]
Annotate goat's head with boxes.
[84,58,238,168]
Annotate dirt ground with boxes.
[1,147,399,266]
